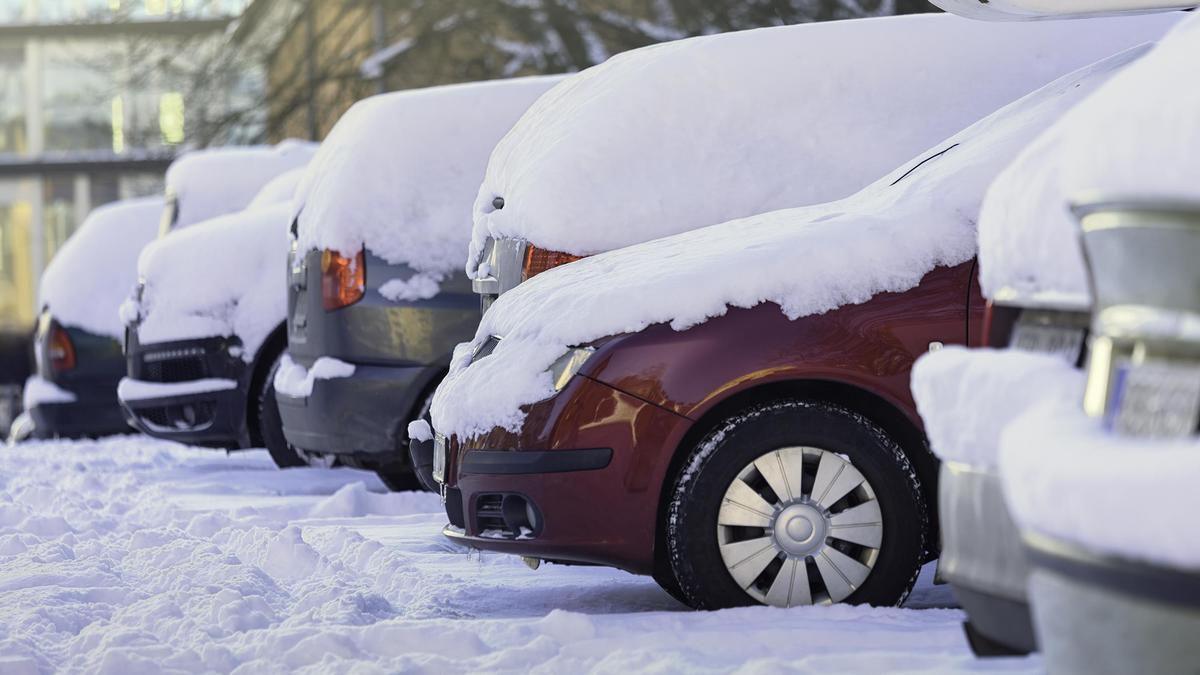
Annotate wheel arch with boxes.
[244,321,289,447]
[653,377,940,581]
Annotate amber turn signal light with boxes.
[48,323,76,373]
[522,245,583,282]
[321,248,365,311]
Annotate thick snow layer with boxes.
[116,376,238,402]
[978,12,1199,305]
[912,347,1085,468]
[468,12,1180,274]
[247,167,307,211]
[1000,399,1200,570]
[273,354,355,399]
[37,197,163,339]
[167,140,316,230]
[21,375,76,410]
[0,435,1027,673]
[293,77,561,277]
[133,203,291,355]
[433,48,1142,439]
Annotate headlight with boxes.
[548,347,595,391]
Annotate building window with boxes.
[0,44,25,155]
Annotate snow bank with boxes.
[978,12,1200,305]
[37,197,163,339]
[912,347,1084,467]
[21,375,76,410]
[167,140,316,230]
[1001,401,1200,570]
[293,77,562,278]
[432,48,1142,439]
[468,12,1180,274]
[133,203,292,355]
[273,354,355,399]
[0,435,1014,673]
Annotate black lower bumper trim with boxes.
[461,447,612,475]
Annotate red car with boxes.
[436,265,984,608]
[422,52,1128,610]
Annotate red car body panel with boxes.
[444,261,985,575]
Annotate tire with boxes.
[258,354,307,469]
[374,462,423,492]
[665,399,927,610]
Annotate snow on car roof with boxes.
[248,167,307,211]
[134,202,293,356]
[166,140,317,230]
[292,76,563,277]
[38,196,164,339]
[431,46,1147,439]
[466,12,1180,278]
[978,12,1199,308]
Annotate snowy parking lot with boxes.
[0,437,1036,674]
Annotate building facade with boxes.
[0,0,253,332]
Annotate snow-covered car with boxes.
[467,12,1180,310]
[119,169,308,463]
[912,9,1194,659]
[19,197,163,441]
[157,140,316,236]
[424,47,1140,611]
[0,330,31,439]
[276,77,560,490]
[931,0,1195,21]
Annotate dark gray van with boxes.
[276,76,561,490]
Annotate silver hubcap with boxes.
[716,446,883,607]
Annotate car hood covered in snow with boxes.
[38,196,163,340]
[978,11,1200,308]
[293,76,562,281]
[167,140,316,231]
[431,46,1147,439]
[467,12,1180,277]
[132,203,292,357]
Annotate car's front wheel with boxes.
[665,399,927,610]
[258,354,307,469]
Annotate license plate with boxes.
[432,433,447,484]
[1011,321,1086,363]
[1109,360,1200,438]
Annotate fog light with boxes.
[500,494,542,537]
[1073,198,1200,438]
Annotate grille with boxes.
[142,355,208,383]
[474,494,506,532]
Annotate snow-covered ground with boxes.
[0,437,1035,674]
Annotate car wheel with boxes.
[665,399,927,610]
[259,354,307,469]
[374,462,423,492]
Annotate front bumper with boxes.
[439,375,692,575]
[29,378,129,439]
[121,333,250,448]
[939,461,1036,653]
[276,362,436,460]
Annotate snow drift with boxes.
[167,140,316,230]
[37,197,163,339]
[293,76,562,282]
[468,12,1180,275]
[978,12,1200,305]
[432,47,1145,439]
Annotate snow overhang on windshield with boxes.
[931,0,1195,20]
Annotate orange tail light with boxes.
[321,249,365,311]
[522,245,584,282]
[48,323,76,373]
